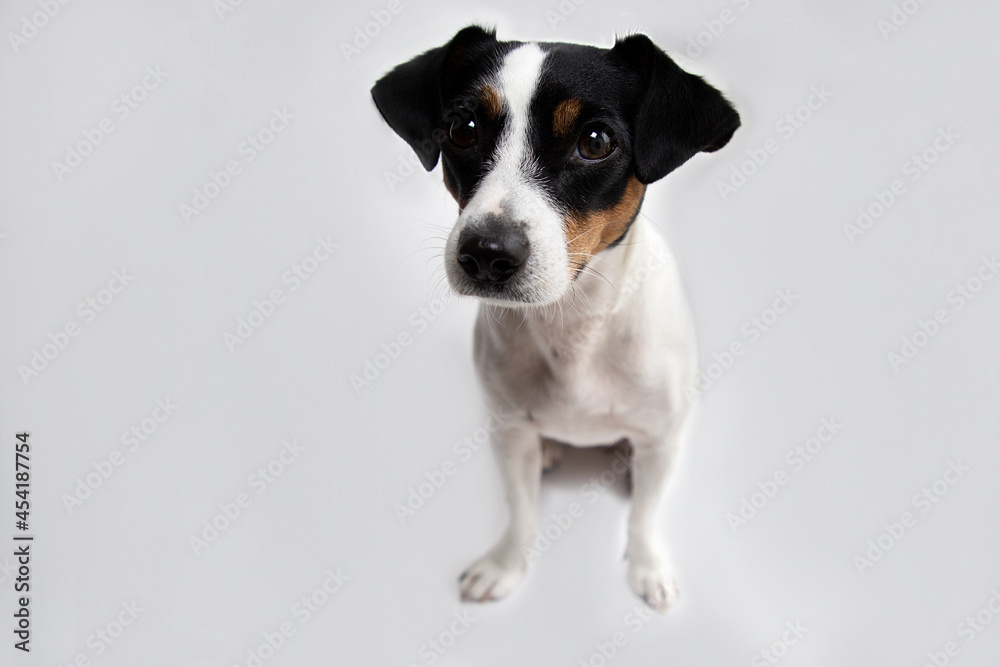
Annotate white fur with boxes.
[458,217,697,611]
[444,43,570,305]
[445,43,697,612]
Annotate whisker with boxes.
[564,218,623,246]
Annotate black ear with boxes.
[611,34,740,184]
[371,26,498,171]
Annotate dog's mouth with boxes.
[451,279,533,304]
[444,213,575,306]
[445,256,566,306]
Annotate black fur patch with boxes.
[372,27,740,243]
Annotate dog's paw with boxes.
[541,438,563,474]
[459,552,527,603]
[626,555,678,612]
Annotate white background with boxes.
[2,0,999,665]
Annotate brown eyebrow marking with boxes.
[479,84,503,119]
[564,176,647,275]
[553,98,583,138]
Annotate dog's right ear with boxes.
[371,26,498,171]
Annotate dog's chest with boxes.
[536,347,636,445]
[476,305,655,445]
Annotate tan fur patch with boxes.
[564,176,647,274]
[479,84,503,119]
[553,98,583,138]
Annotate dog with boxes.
[371,25,739,611]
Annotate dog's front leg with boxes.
[459,424,541,603]
[625,427,684,612]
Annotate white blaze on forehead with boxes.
[494,43,546,170]
[448,42,571,305]
[470,43,548,217]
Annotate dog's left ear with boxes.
[611,34,741,184]
[371,26,498,171]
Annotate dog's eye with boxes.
[576,124,616,161]
[449,117,477,149]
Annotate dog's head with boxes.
[372,26,739,306]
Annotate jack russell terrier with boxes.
[372,25,740,611]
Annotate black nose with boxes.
[457,226,529,285]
